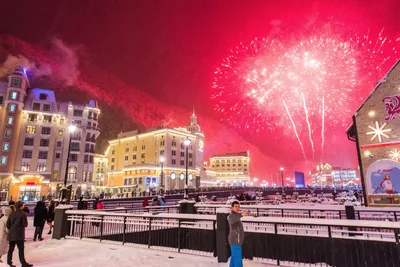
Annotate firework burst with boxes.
[212,27,399,162]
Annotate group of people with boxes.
[0,201,55,267]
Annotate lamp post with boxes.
[183,137,191,199]
[160,156,165,192]
[60,123,77,202]
[280,167,284,194]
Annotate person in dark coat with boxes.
[6,202,32,267]
[92,198,99,210]
[46,201,55,235]
[77,197,87,210]
[228,201,248,267]
[33,201,47,241]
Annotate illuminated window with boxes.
[7,117,13,125]
[11,91,17,100]
[2,143,9,151]
[26,126,36,134]
[21,163,30,171]
[0,156,7,165]
[8,104,16,112]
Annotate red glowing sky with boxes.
[0,0,399,177]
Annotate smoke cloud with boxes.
[0,38,80,86]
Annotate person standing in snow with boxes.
[33,201,47,241]
[0,207,12,263]
[6,202,32,267]
[228,201,248,267]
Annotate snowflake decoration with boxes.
[390,149,400,161]
[366,121,391,143]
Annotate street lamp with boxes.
[160,156,165,192]
[61,123,77,202]
[183,137,191,199]
[280,167,284,194]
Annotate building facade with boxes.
[105,113,204,196]
[207,151,251,186]
[93,153,107,192]
[0,67,100,201]
[332,168,359,186]
[347,60,400,206]
[310,163,334,187]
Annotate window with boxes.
[40,139,49,147]
[32,103,40,110]
[37,163,46,172]
[133,146,137,151]
[2,143,9,151]
[111,158,115,163]
[58,130,63,136]
[172,151,176,156]
[69,154,78,161]
[0,96,3,105]
[55,153,60,159]
[12,78,21,88]
[172,140,176,147]
[7,117,13,125]
[189,153,193,158]
[189,161,193,167]
[24,138,34,146]
[0,156,7,165]
[4,129,11,138]
[132,154,137,160]
[160,150,164,156]
[21,163,30,172]
[43,104,51,111]
[71,142,80,151]
[141,153,145,159]
[8,104,16,112]
[89,155,93,163]
[125,147,129,152]
[142,145,146,150]
[57,141,62,147]
[124,155,128,161]
[160,140,165,146]
[180,160,184,166]
[93,113,98,120]
[22,150,32,158]
[110,165,114,171]
[84,155,89,163]
[73,109,83,117]
[39,93,47,100]
[180,152,184,157]
[172,159,176,165]
[41,127,51,135]
[28,114,37,122]
[43,115,52,123]
[11,91,17,100]
[60,118,64,124]
[68,166,77,180]
[38,151,48,159]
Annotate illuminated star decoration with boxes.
[390,149,400,161]
[366,121,391,143]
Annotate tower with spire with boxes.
[187,107,201,134]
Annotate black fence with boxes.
[61,209,400,267]
[195,204,400,222]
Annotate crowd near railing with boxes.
[59,209,400,267]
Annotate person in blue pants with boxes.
[228,201,248,267]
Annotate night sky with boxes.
[0,0,399,179]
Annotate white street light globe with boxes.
[280,167,284,171]
[68,124,77,133]
[160,156,165,163]
[184,137,191,146]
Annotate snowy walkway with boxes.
[0,219,274,267]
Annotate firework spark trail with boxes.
[321,94,325,162]
[301,92,315,160]
[283,100,308,163]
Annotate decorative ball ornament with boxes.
[170,172,176,180]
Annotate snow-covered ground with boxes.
[0,219,275,267]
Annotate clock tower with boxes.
[186,109,204,187]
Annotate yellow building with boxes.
[93,154,107,192]
[207,151,250,186]
[105,113,204,195]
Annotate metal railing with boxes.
[66,210,216,256]
[195,204,400,222]
[63,210,400,266]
